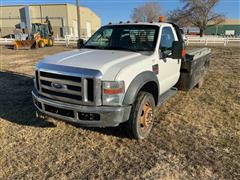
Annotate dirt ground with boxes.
[0,45,239,179]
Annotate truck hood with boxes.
[40,48,144,79]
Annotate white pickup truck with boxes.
[32,22,211,139]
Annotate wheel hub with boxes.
[140,102,153,129]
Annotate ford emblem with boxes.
[51,82,66,89]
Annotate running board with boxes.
[157,87,177,107]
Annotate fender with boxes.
[123,71,159,105]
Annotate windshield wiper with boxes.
[83,45,105,49]
[104,46,138,52]
[84,46,151,53]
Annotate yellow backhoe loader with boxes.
[14,20,54,50]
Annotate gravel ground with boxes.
[0,46,239,179]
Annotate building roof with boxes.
[221,19,240,25]
[0,3,87,9]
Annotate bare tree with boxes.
[131,2,161,22]
[168,0,225,36]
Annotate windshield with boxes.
[84,25,159,52]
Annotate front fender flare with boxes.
[123,71,159,105]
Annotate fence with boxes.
[185,36,240,46]
[0,38,15,45]
[1,36,240,47]
[0,35,88,47]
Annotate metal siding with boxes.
[0,4,101,37]
[204,25,240,35]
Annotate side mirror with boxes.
[159,48,172,59]
[162,50,172,58]
[77,39,84,48]
[171,41,184,59]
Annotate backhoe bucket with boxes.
[14,40,36,50]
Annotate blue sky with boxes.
[1,0,240,25]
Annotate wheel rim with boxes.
[139,102,153,131]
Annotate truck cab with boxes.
[32,22,209,139]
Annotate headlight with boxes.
[102,81,125,106]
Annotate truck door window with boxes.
[160,27,175,52]
[86,28,113,47]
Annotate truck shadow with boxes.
[70,123,128,138]
[0,71,55,128]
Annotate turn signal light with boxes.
[102,81,125,106]
[103,81,125,95]
[182,49,186,58]
[104,88,124,94]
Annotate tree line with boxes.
[131,0,225,37]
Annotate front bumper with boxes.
[32,91,131,127]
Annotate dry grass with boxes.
[0,46,239,179]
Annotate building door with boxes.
[86,22,92,38]
[72,20,78,37]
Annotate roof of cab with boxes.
[103,22,172,27]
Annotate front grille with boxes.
[86,78,94,102]
[35,70,96,105]
[42,88,82,101]
[35,70,40,90]
[40,71,82,82]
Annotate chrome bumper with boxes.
[32,91,131,127]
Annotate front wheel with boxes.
[123,91,155,140]
[38,40,45,48]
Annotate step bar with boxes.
[157,87,177,107]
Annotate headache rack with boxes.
[34,69,101,106]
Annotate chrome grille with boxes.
[35,70,97,105]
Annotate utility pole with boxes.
[76,0,82,48]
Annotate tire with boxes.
[48,38,54,47]
[38,40,45,48]
[34,42,39,49]
[123,91,155,140]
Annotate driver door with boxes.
[158,26,181,94]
